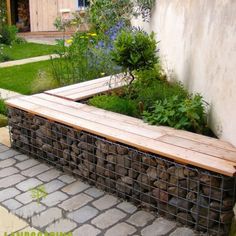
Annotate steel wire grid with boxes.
[8,108,236,236]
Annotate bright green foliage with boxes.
[89,95,139,117]
[143,94,208,133]
[112,29,158,81]
[0,99,7,116]
[0,0,7,30]
[0,25,18,45]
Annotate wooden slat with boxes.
[6,96,236,176]
[158,135,236,162]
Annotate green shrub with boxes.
[0,52,11,62]
[112,28,158,83]
[0,114,7,127]
[89,94,139,117]
[0,99,7,116]
[143,94,208,133]
[0,25,18,45]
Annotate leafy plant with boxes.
[143,94,208,133]
[89,94,139,117]
[112,28,158,84]
[0,99,7,116]
[0,25,18,45]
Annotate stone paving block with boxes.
[62,180,90,195]
[73,224,101,236]
[58,174,76,184]
[0,206,28,235]
[14,202,46,219]
[15,191,33,204]
[67,206,99,223]
[169,227,196,236]
[0,149,19,160]
[16,226,39,233]
[0,174,25,188]
[2,199,22,210]
[37,169,61,182]
[0,167,19,178]
[14,154,29,161]
[141,218,177,236]
[85,187,104,198]
[0,145,9,153]
[15,159,39,170]
[127,210,155,227]
[59,193,93,211]
[91,209,126,229]
[44,180,65,193]
[0,158,16,168]
[46,219,77,233]
[41,191,68,207]
[31,207,62,227]
[16,178,43,191]
[92,195,120,210]
[0,187,20,202]
[105,222,137,236]
[117,202,137,214]
[21,164,51,177]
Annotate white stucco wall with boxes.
[132,0,236,146]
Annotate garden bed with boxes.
[6,79,236,235]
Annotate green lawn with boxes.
[2,42,58,61]
[0,60,58,95]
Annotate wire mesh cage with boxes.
[8,107,236,236]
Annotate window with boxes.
[78,0,89,8]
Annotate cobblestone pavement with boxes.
[0,144,199,236]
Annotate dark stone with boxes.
[152,188,169,203]
[116,179,132,195]
[142,156,157,167]
[169,197,192,211]
[220,211,234,223]
[153,181,168,190]
[42,144,52,153]
[117,155,131,168]
[176,212,194,226]
[146,167,158,181]
[128,169,139,179]
[200,174,221,188]
[78,142,95,152]
[115,166,128,176]
[106,155,116,163]
[63,149,70,160]
[168,187,187,198]
[202,186,224,201]
[121,176,133,185]
[117,145,128,155]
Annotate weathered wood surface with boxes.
[6,93,236,176]
[45,74,131,101]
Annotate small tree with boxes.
[111,28,159,84]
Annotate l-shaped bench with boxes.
[6,75,236,235]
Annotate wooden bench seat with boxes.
[45,74,131,101]
[6,93,236,176]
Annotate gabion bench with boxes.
[6,77,236,236]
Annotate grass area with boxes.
[1,42,57,61]
[0,60,58,95]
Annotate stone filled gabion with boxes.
[8,107,236,236]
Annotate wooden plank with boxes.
[25,94,165,140]
[6,97,236,176]
[158,135,236,163]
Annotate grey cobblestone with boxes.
[2,199,22,210]
[0,145,9,153]
[105,222,137,236]
[0,174,25,188]
[67,206,99,223]
[91,209,126,229]
[0,158,16,168]
[37,169,61,182]
[44,180,65,193]
[73,225,101,236]
[59,193,93,211]
[14,154,29,161]
[21,164,51,177]
[58,174,76,184]
[16,178,42,191]
[117,202,137,214]
[0,167,19,178]
[127,211,155,227]
[15,159,39,170]
[31,207,62,228]
[41,191,68,207]
[92,195,120,210]
[85,187,104,198]
[46,219,77,233]
[14,202,46,219]
[62,180,90,195]
[169,227,196,236]
[0,188,20,202]
[15,191,33,204]
[141,218,177,236]
[0,149,19,160]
